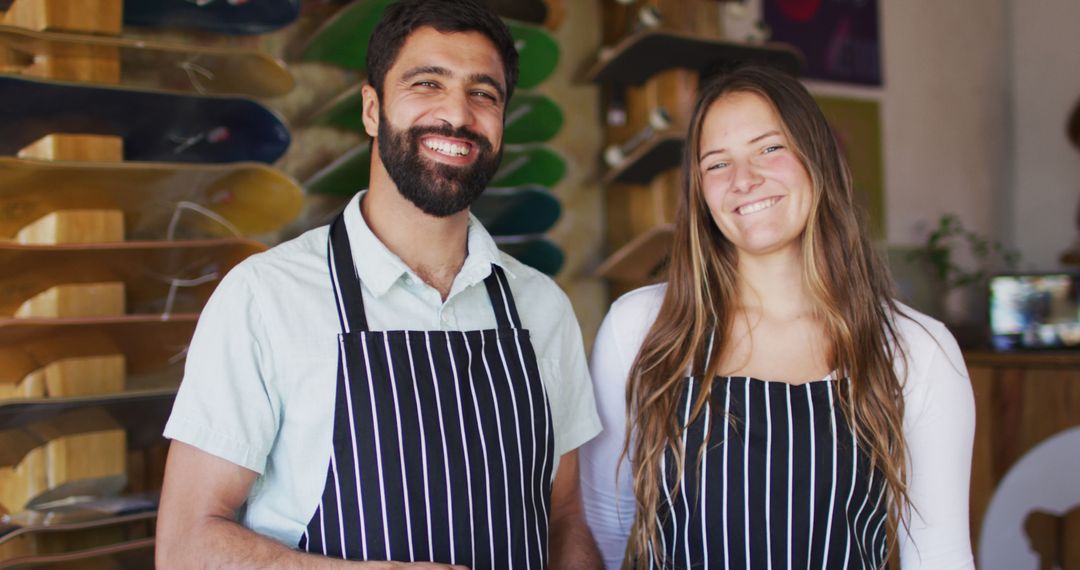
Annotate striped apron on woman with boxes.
[298,213,555,569]
[652,371,889,569]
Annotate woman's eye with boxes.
[705,161,728,171]
[764,144,783,153]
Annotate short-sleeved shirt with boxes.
[164,191,602,547]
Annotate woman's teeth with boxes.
[424,139,471,157]
[737,197,780,215]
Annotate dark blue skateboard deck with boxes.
[0,75,290,164]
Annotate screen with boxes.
[989,273,1080,351]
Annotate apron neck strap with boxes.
[328,214,369,333]
[483,265,522,330]
[327,211,524,333]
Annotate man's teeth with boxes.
[424,139,471,157]
[737,197,780,215]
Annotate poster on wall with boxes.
[814,95,884,238]
[764,0,882,86]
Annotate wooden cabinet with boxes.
[967,351,1080,569]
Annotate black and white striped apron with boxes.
[298,214,555,568]
[652,375,889,569]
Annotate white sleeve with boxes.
[898,319,976,569]
[163,261,280,474]
[580,305,638,569]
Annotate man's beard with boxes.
[377,111,502,218]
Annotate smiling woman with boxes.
[580,66,977,570]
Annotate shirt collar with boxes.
[342,191,515,299]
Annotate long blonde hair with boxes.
[623,66,909,568]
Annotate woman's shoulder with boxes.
[606,283,668,333]
[888,302,955,357]
[886,302,970,408]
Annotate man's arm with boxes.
[549,450,603,569]
[156,441,465,570]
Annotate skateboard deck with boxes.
[595,223,674,282]
[494,235,564,276]
[0,315,198,390]
[0,157,303,240]
[0,25,294,98]
[124,0,301,36]
[587,29,803,85]
[301,0,559,89]
[305,143,566,197]
[0,390,176,461]
[492,144,566,188]
[603,131,683,185]
[0,504,155,565]
[0,239,265,317]
[0,76,290,164]
[0,535,154,569]
[471,186,560,236]
[307,86,563,144]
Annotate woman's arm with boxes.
[580,301,644,569]
[898,320,976,569]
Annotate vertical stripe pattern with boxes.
[300,216,554,568]
[656,376,888,569]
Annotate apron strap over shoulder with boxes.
[483,265,523,330]
[328,215,369,333]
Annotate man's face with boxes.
[366,27,507,217]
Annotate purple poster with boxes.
[763,0,882,86]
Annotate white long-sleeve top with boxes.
[580,284,976,569]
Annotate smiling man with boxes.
[154,1,602,568]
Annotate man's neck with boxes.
[362,169,470,301]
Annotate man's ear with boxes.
[360,83,380,138]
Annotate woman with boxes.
[580,66,975,569]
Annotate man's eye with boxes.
[473,91,498,102]
[416,81,438,88]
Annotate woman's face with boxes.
[698,91,814,263]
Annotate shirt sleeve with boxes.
[546,290,602,458]
[580,305,637,569]
[163,261,280,474]
[898,319,976,569]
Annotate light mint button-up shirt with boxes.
[164,191,602,547]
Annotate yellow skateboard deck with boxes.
[0,239,265,317]
[0,157,302,240]
[0,315,198,391]
[0,24,294,97]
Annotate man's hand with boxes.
[156,441,469,569]
[549,450,604,569]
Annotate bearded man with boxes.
[155,1,602,567]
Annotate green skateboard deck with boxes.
[471,186,560,236]
[495,235,564,276]
[491,144,566,188]
[0,157,303,240]
[0,239,266,317]
[494,236,565,276]
[307,85,563,144]
[303,143,565,198]
[301,0,559,89]
[0,24,294,98]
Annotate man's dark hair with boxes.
[366,0,520,102]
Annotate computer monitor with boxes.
[989,273,1080,351]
